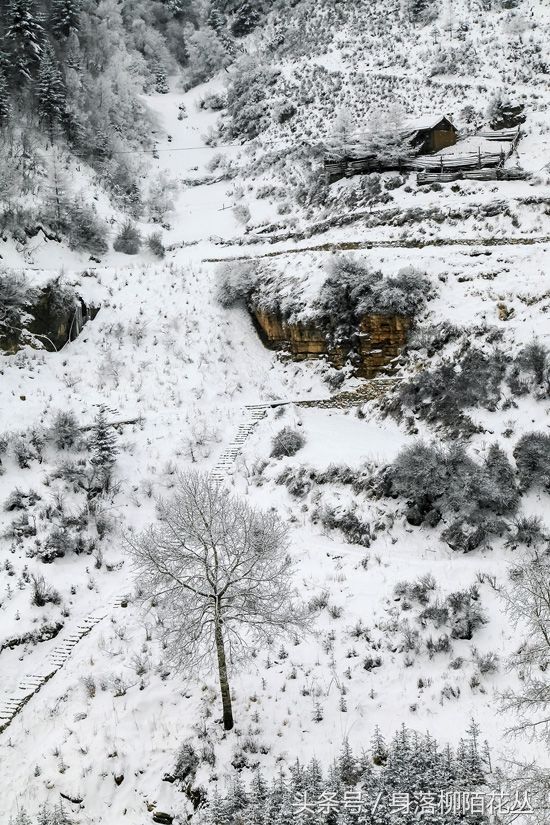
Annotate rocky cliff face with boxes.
[251,308,409,377]
[0,282,96,355]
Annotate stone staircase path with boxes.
[210,378,399,484]
[0,596,127,734]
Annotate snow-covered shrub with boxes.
[389,441,518,548]
[315,257,431,345]
[395,574,436,606]
[172,741,199,782]
[147,231,165,258]
[233,203,251,225]
[225,57,280,140]
[426,634,452,658]
[319,505,371,546]
[272,100,297,124]
[487,91,525,129]
[183,27,230,88]
[407,321,461,356]
[516,341,548,386]
[113,221,142,255]
[506,514,546,548]
[4,488,40,511]
[13,436,34,469]
[51,459,89,493]
[440,516,495,554]
[216,260,258,307]
[199,91,226,111]
[388,347,509,434]
[513,432,550,491]
[51,411,80,450]
[475,650,499,674]
[40,526,77,562]
[270,427,305,458]
[275,464,315,498]
[31,574,61,607]
[449,601,486,641]
[0,272,35,334]
[146,172,177,223]
[66,200,109,255]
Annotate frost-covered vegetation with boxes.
[200,724,491,825]
[218,254,433,324]
[385,341,550,436]
[3,0,550,820]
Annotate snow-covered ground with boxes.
[3,2,550,819]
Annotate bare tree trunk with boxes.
[214,610,234,731]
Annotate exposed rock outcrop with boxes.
[251,308,409,377]
[0,279,98,354]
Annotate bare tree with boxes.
[500,552,550,743]
[125,471,306,730]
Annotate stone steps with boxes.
[0,596,127,735]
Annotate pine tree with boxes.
[0,65,11,127]
[154,62,169,94]
[5,0,44,83]
[273,784,295,825]
[305,758,324,799]
[266,771,286,821]
[50,0,80,38]
[461,718,485,786]
[37,43,67,133]
[11,811,32,825]
[89,405,118,490]
[371,725,388,766]
[480,443,519,515]
[247,770,268,825]
[205,787,229,825]
[339,738,358,786]
[225,775,248,819]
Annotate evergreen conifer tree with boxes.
[246,770,268,825]
[154,62,169,94]
[89,405,118,490]
[339,738,359,786]
[5,0,44,83]
[0,65,11,127]
[371,726,388,766]
[50,0,81,38]
[11,810,32,825]
[37,43,67,133]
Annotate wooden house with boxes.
[403,115,457,153]
[323,114,458,182]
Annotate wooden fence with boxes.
[324,127,521,182]
[417,167,529,185]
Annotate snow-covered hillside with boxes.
[2,0,550,822]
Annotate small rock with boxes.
[152,812,174,824]
[114,774,124,786]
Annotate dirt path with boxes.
[203,234,550,262]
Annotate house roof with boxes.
[402,114,455,132]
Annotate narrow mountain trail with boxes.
[203,234,550,263]
[0,596,127,735]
